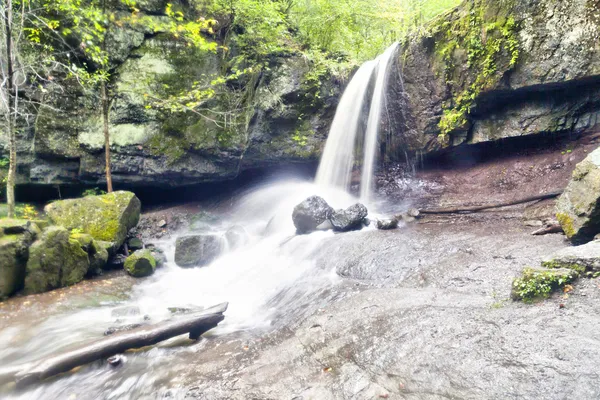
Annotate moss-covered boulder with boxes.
[0,224,39,299]
[24,227,90,294]
[174,234,223,268]
[556,148,600,244]
[71,233,110,275]
[44,191,141,248]
[124,249,156,278]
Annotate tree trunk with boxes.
[0,303,228,388]
[4,0,16,218]
[101,80,113,193]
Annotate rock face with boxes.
[45,191,141,248]
[124,249,156,278]
[330,204,368,232]
[292,196,334,234]
[174,234,223,268]
[24,227,90,294]
[389,0,600,157]
[556,148,600,244]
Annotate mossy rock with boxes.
[511,267,579,303]
[542,241,600,274]
[24,227,90,294]
[44,191,141,248]
[0,233,34,299]
[124,249,156,278]
[556,148,600,244]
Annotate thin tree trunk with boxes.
[101,80,113,193]
[4,0,16,218]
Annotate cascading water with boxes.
[0,42,402,399]
[315,42,399,199]
[360,42,400,201]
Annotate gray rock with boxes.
[292,196,334,234]
[174,234,223,268]
[0,224,38,299]
[128,237,143,251]
[330,204,368,232]
[556,148,600,244]
[376,219,399,230]
[542,241,600,272]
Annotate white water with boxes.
[315,61,376,190]
[360,42,400,201]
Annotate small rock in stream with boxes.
[376,219,399,230]
[107,355,124,367]
[330,204,368,232]
[292,196,334,234]
[111,306,141,318]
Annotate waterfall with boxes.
[360,42,400,201]
[315,61,377,190]
[315,42,400,200]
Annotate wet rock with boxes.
[330,204,369,232]
[24,227,90,294]
[107,355,124,366]
[225,226,249,250]
[376,219,399,230]
[407,208,420,218]
[150,248,167,268]
[44,191,141,248]
[124,249,156,278]
[542,241,600,273]
[104,324,144,336]
[107,254,127,269]
[556,148,600,244]
[174,234,223,268]
[128,237,143,251]
[158,220,167,228]
[292,196,334,234]
[0,224,38,299]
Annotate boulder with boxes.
[124,249,156,278]
[225,226,249,250]
[0,226,38,299]
[24,227,90,294]
[174,234,223,268]
[376,219,399,230]
[330,204,368,232]
[292,196,334,234]
[542,241,600,273]
[556,148,600,244]
[127,237,144,251]
[44,191,141,248]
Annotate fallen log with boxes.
[0,302,227,388]
[419,191,563,215]
[532,224,564,236]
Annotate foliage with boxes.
[15,203,39,220]
[432,0,521,140]
[82,187,106,197]
[512,268,577,303]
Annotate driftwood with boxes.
[532,224,564,236]
[419,191,563,215]
[0,302,227,388]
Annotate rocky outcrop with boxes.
[45,191,141,248]
[292,196,334,234]
[174,234,223,268]
[389,0,600,157]
[124,249,156,278]
[556,148,600,244]
[542,240,600,272]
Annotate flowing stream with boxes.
[0,43,401,399]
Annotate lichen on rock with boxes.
[124,249,156,278]
[44,191,141,248]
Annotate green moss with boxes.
[124,249,156,278]
[511,267,578,303]
[557,212,576,239]
[542,260,587,275]
[430,0,520,138]
[44,191,141,247]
